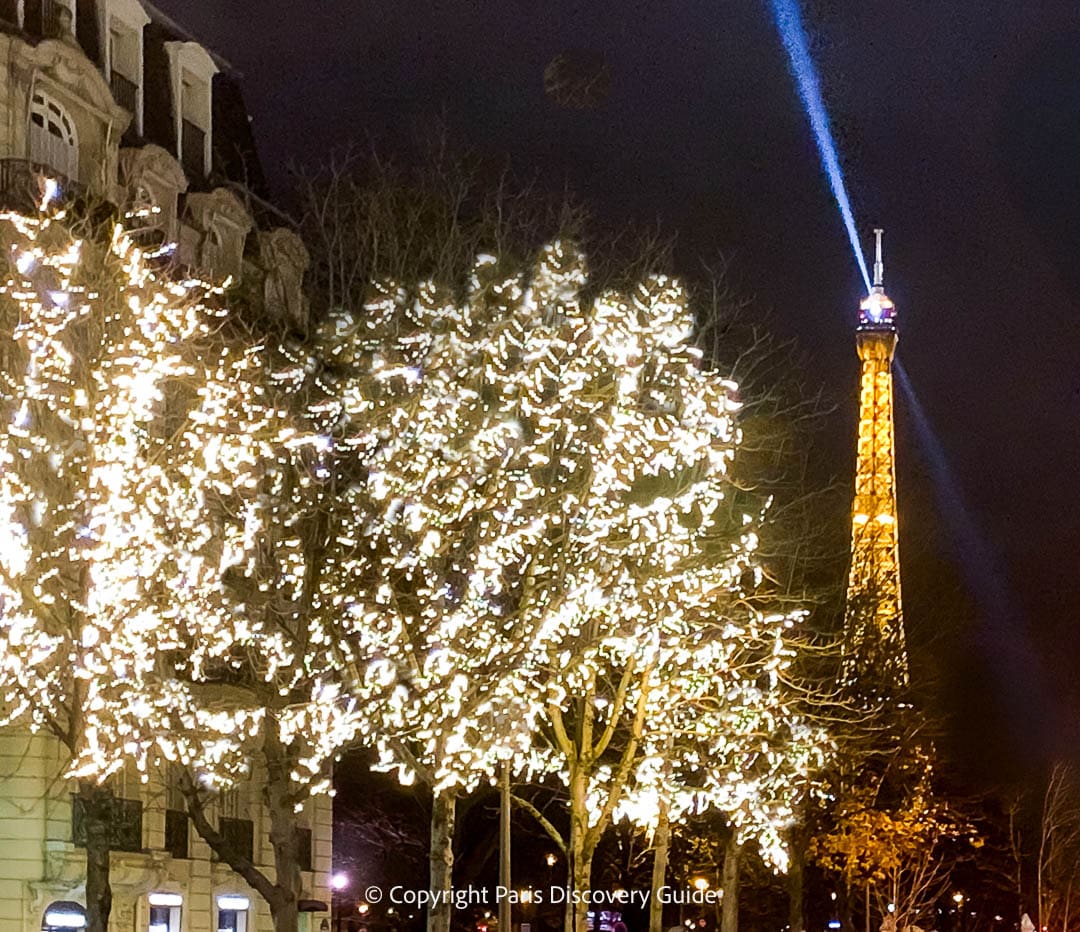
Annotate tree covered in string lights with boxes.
[0,201,367,932]
[143,325,383,932]
[0,203,221,932]
[487,251,828,932]
[0,191,833,932]
[304,245,600,932]
[308,240,829,932]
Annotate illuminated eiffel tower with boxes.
[841,230,908,687]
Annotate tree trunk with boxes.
[429,790,457,932]
[181,717,304,932]
[564,763,591,932]
[570,851,592,932]
[649,796,672,932]
[264,716,304,932]
[266,771,302,932]
[499,766,512,932]
[786,855,803,932]
[721,833,739,932]
[786,822,807,932]
[80,783,113,932]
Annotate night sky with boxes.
[156,0,1080,782]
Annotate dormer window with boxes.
[99,0,150,135]
[180,70,208,176]
[29,88,78,182]
[109,24,139,123]
[164,42,218,180]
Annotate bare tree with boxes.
[1035,763,1080,932]
[291,137,586,322]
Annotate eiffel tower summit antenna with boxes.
[873,227,885,289]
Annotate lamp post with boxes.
[330,873,349,932]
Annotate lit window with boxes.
[217,896,249,932]
[42,902,86,931]
[147,895,182,932]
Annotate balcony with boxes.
[0,159,83,213]
[110,71,139,116]
[72,794,143,853]
[181,119,206,177]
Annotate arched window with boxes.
[29,89,78,182]
[42,901,86,932]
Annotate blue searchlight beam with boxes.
[767,0,872,293]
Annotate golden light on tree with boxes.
[306,240,829,932]
[0,206,225,932]
[0,199,835,932]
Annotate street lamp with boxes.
[693,878,710,892]
[329,872,349,932]
[545,852,557,891]
[953,894,967,932]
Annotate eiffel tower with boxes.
[841,230,908,687]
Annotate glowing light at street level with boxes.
[767,0,872,291]
[330,873,349,891]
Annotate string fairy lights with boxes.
[0,206,223,776]
[0,200,829,902]
[303,238,830,876]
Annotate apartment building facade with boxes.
[0,2,329,931]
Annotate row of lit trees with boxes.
[0,194,831,932]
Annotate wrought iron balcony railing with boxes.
[72,794,143,853]
[0,158,83,213]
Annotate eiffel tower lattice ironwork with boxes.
[842,229,908,687]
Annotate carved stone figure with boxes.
[258,227,310,328]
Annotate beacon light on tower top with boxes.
[858,228,896,331]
